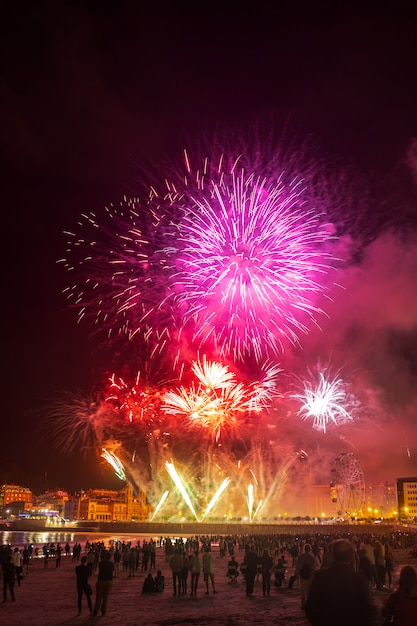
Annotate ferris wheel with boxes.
[330,452,366,518]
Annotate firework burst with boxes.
[57,197,179,359]
[52,138,360,519]
[171,152,338,362]
[163,357,281,443]
[292,365,355,433]
[44,389,115,455]
[104,371,166,426]
[59,149,339,369]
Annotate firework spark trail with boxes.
[246,362,283,411]
[165,460,198,521]
[101,448,126,481]
[257,452,302,514]
[247,483,255,522]
[191,359,235,390]
[293,369,354,433]
[151,490,170,521]
[200,477,231,521]
[252,499,263,522]
[45,390,119,455]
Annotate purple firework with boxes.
[58,196,180,357]
[59,150,339,366]
[171,152,338,361]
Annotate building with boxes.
[64,496,79,521]
[365,482,397,519]
[397,477,417,520]
[281,481,397,520]
[0,483,32,516]
[33,489,69,517]
[304,484,340,519]
[78,484,152,522]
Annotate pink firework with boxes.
[59,148,338,367]
[171,152,337,361]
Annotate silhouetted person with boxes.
[142,572,155,593]
[202,546,217,594]
[75,555,93,615]
[169,549,182,596]
[3,555,15,602]
[92,551,114,617]
[244,545,259,597]
[154,570,165,592]
[296,543,316,609]
[227,554,239,583]
[306,539,375,626]
[382,565,417,625]
[190,550,201,595]
[260,549,273,596]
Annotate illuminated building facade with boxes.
[0,483,32,516]
[33,489,69,517]
[397,477,417,520]
[301,484,340,519]
[365,482,397,519]
[78,484,152,521]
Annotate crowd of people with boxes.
[1,529,417,624]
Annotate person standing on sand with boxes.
[113,547,121,577]
[244,545,259,597]
[169,549,183,595]
[75,555,93,616]
[92,550,114,617]
[296,543,316,610]
[12,547,23,586]
[306,539,376,626]
[22,545,30,576]
[190,550,202,595]
[202,546,217,595]
[3,555,15,602]
[382,565,417,626]
[260,548,274,596]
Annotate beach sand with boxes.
[1,541,416,625]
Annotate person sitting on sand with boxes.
[142,572,155,593]
[227,554,239,583]
[154,570,165,592]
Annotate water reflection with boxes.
[0,530,162,548]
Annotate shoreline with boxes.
[3,519,409,535]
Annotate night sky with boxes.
[2,1,417,496]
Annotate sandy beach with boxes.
[1,533,417,626]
